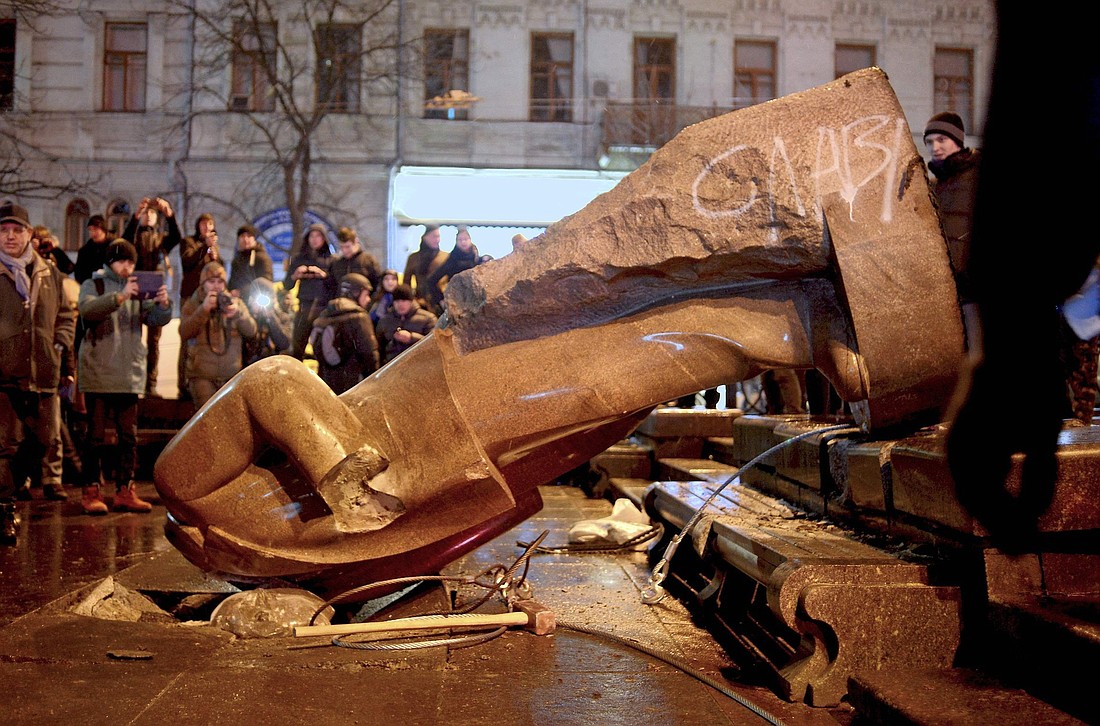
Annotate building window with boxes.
[934,47,973,132]
[316,23,360,113]
[835,43,875,79]
[64,199,90,252]
[633,37,674,102]
[0,19,14,111]
[231,20,276,112]
[734,39,776,108]
[630,37,675,145]
[103,22,146,112]
[106,199,131,237]
[530,32,573,122]
[424,29,469,120]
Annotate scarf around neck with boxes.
[0,243,35,300]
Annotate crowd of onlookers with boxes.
[0,198,503,544]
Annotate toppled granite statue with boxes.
[154,68,964,595]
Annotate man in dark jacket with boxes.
[122,196,182,396]
[227,224,274,296]
[375,283,437,365]
[323,227,380,307]
[75,215,119,284]
[924,112,980,342]
[402,224,447,303]
[309,273,379,394]
[0,202,77,543]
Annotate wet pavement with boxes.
[0,481,853,726]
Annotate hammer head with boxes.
[514,598,556,635]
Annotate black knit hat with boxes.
[105,240,138,265]
[392,283,415,301]
[923,112,965,148]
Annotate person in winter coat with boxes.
[402,224,447,304]
[176,213,222,399]
[368,268,399,324]
[375,283,437,366]
[0,202,76,543]
[425,226,479,315]
[227,224,274,296]
[31,226,75,276]
[76,239,172,515]
[75,215,119,284]
[122,196,182,396]
[924,111,981,345]
[321,227,381,308]
[284,223,332,359]
[309,273,380,394]
[180,261,257,408]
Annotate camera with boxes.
[217,291,234,313]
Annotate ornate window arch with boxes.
[106,199,131,237]
[64,199,90,252]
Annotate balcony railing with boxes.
[599,101,733,153]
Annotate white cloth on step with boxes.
[568,498,653,550]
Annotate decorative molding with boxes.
[686,11,729,34]
[885,18,931,42]
[933,3,987,23]
[732,0,782,14]
[832,1,882,19]
[587,8,626,31]
[630,0,683,10]
[475,5,524,29]
[786,15,830,40]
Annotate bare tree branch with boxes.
[167,0,416,256]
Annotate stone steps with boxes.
[598,407,1099,723]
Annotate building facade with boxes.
[0,0,994,274]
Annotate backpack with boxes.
[82,278,113,346]
[311,323,348,367]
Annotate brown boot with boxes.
[81,486,108,515]
[113,483,153,513]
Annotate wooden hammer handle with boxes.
[293,611,529,638]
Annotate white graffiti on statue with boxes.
[692,115,910,240]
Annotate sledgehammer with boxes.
[292,598,556,638]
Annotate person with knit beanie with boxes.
[77,238,172,514]
[923,111,981,345]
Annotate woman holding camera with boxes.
[179,261,257,409]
